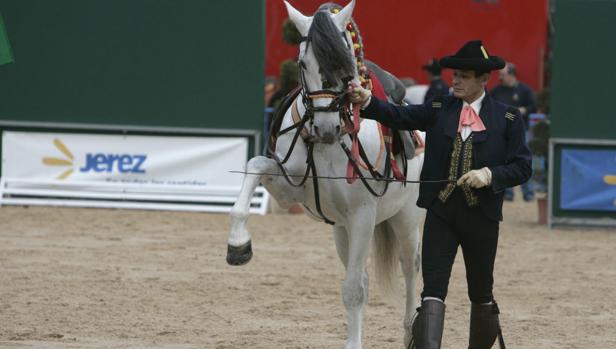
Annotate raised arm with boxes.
[348,84,437,131]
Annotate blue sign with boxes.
[560,149,616,211]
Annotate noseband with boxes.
[298,63,353,127]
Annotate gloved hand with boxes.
[347,83,372,108]
[457,167,492,189]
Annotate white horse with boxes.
[227,1,425,348]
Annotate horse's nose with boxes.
[312,124,339,144]
[320,133,335,144]
[313,125,320,137]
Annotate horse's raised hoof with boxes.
[226,241,253,266]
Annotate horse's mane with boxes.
[317,2,364,55]
[306,5,356,86]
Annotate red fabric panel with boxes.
[266,0,548,91]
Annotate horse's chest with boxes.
[301,176,352,224]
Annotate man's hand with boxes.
[347,83,372,108]
[457,167,492,189]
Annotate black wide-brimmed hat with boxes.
[422,58,442,75]
[440,40,505,71]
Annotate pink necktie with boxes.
[457,105,486,133]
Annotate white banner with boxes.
[1,131,248,188]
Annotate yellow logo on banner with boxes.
[42,138,74,179]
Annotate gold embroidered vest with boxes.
[438,134,479,206]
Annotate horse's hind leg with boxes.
[227,156,279,266]
[387,202,425,347]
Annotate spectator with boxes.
[422,58,450,103]
[268,59,300,110]
[266,59,300,130]
[490,62,537,201]
[264,76,277,107]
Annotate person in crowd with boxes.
[264,76,277,107]
[422,58,450,103]
[490,62,537,201]
[268,59,300,110]
[266,59,300,130]
[348,40,531,349]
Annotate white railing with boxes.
[0,178,269,215]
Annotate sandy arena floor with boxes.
[1,191,615,349]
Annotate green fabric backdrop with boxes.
[0,0,264,131]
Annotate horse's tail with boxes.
[373,221,400,303]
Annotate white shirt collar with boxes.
[462,90,486,115]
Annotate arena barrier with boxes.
[0,122,267,215]
[0,178,270,215]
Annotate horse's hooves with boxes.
[226,241,253,266]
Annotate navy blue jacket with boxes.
[423,77,450,104]
[362,93,532,221]
[490,81,536,129]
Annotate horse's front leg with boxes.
[227,156,279,266]
[342,205,377,349]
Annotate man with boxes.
[422,58,450,103]
[490,62,537,201]
[349,40,531,349]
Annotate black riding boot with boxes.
[468,302,505,349]
[409,299,445,349]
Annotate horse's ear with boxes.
[332,0,356,32]
[284,1,311,37]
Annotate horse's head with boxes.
[285,0,358,144]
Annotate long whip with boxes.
[229,171,454,184]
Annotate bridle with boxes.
[266,28,394,225]
[297,36,355,137]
